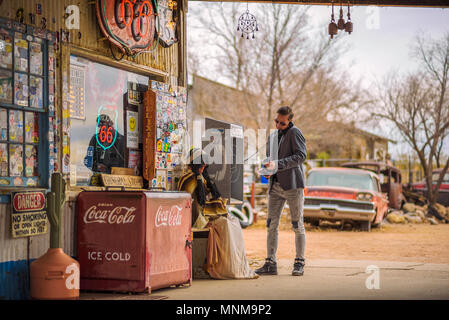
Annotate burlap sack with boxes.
[206,215,258,280]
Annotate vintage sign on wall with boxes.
[126,110,139,149]
[156,0,178,47]
[100,173,143,188]
[96,0,156,55]
[11,191,48,238]
[69,64,86,120]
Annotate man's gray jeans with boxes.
[267,181,306,264]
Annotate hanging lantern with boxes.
[337,2,346,30]
[328,2,338,39]
[237,3,259,40]
[345,1,353,34]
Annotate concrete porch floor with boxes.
[79,259,449,300]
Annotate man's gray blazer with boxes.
[266,123,307,192]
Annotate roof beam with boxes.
[188,0,449,9]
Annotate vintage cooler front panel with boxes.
[145,191,192,290]
[77,192,146,291]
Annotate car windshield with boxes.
[432,172,449,183]
[307,171,377,191]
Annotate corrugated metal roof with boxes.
[0,200,78,299]
[0,204,30,300]
[0,259,30,300]
[0,204,28,263]
[0,0,179,78]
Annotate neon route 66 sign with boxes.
[96,0,156,55]
[96,107,118,150]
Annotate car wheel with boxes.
[360,220,371,232]
[371,211,380,228]
[372,221,381,228]
[311,220,320,227]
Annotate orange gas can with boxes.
[30,248,80,300]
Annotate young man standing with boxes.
[256,106,307,276]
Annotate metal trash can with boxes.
[77,190,192,293]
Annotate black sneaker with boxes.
[255,258,278,275]
[292,259,304,276]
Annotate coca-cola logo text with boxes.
[83,205,136,224]
[155,205,183,227]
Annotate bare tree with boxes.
[371,32,449,206]
[435,131,449,168]
[188,3,358,135]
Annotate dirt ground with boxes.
[243,218,449,264]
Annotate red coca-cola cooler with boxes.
[76,190,192,293]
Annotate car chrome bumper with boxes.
[304,205,376,221]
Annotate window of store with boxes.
[69,55,149,186]
[0,20,52,188]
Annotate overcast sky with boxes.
[306,5,449,158]
[188,3,449,86]
[306,5,449,88]
[187,3,449,159]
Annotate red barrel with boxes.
[30,248,80,300]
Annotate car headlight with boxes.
[357,193,373,201]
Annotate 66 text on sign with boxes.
[114,0,154,41]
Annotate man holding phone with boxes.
[256,106,307,276]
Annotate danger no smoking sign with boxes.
[11,191,48,238]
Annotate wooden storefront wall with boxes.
[0,0,186,186]
[0,0,183,79]
[0,0,186,299]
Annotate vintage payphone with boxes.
[202,118,244,207]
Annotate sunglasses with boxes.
[274,119,287,126]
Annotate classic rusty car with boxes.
[411,169,449,206]
[304,167,389,231]
[341,162,406,209]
